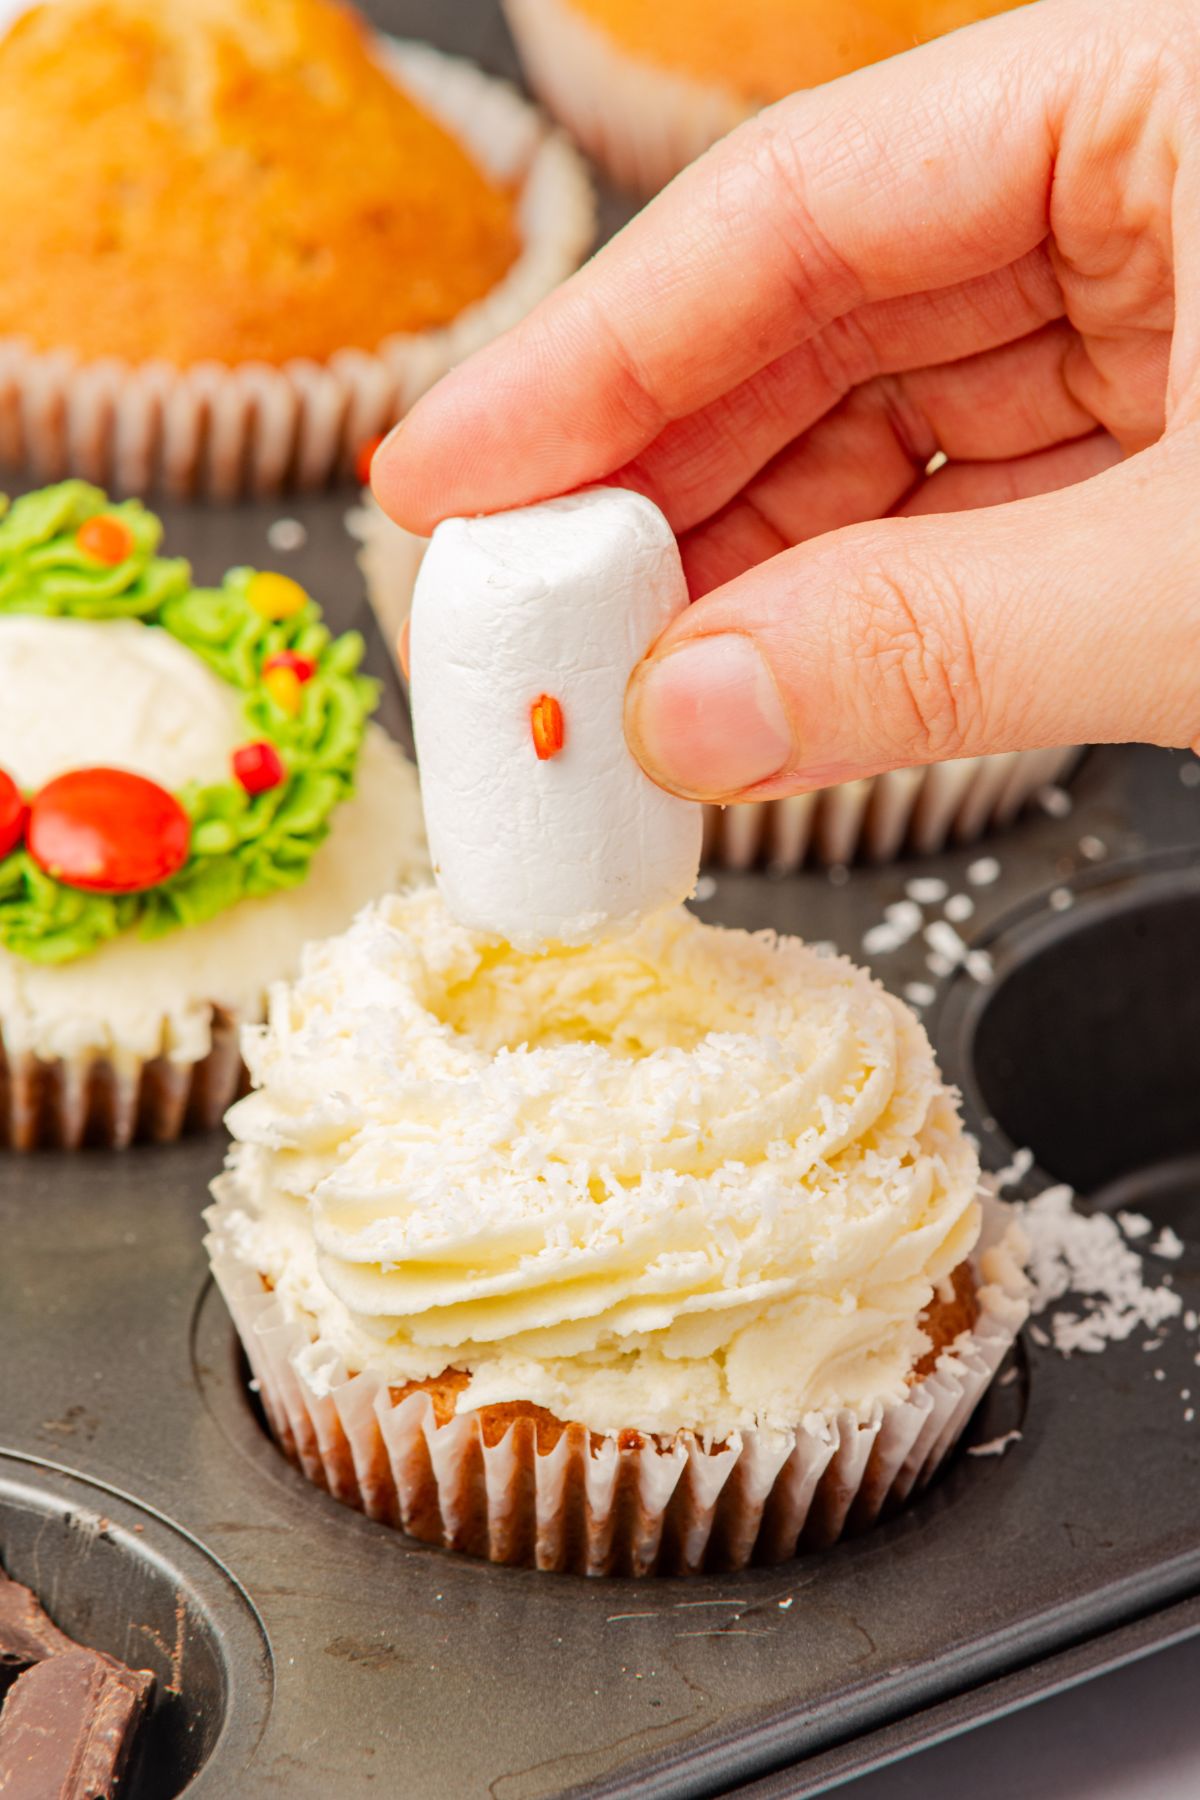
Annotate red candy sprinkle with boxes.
[0,768,26,859]
[354,434,384,488]
[232,741,285,795]
[28,769,190,893]
[76,515,135,566]
[262,651,317,683]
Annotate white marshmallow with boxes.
[409,487,702,950]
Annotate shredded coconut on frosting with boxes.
[214,888,986,1438]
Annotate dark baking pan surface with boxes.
[0,486,1197,1799]
[2,3,1199,1787]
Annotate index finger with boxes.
[373,0,1070,534]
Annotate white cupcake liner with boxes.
[205,1195,1028,1577]
[350,508,1082,870]
[503,0,748,194]
[704,747,1084,871]
[0,1005,245,1151]
[0,39,594,500]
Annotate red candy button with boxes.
[0,768,26,859]
[76,515,134,566]
[262,651,317,682]
[232,741,285,795]
[28,769,191,893]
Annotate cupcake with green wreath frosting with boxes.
[0,480,427,1149]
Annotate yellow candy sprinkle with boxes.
[263,665,303,716]
[247,572,308,621]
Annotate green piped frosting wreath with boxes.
[0,482,378,965]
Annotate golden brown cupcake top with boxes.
[573,0,1032,103]
[0,0,520,365]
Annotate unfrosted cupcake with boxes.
[350,500,1080,869]
[0,480,427,1148]
[0,0,592,496]
[206,887,1028,1576]
[504,0,1032,193]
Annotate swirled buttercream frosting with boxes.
[218,888,983,1436]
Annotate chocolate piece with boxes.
[0,1648,153,1798]
[0,1568,75,1682]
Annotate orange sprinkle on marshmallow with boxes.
[531,694,564,760]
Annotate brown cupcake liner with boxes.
[0,40,593,500]
[351,508,1082,871]
[0,1006,246,1151]
[503,0,748,194]
[205,1196,1028,1577]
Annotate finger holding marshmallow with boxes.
[409,487,703,950]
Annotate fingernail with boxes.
[626,634,793,800]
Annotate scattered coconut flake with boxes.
[693,875,717,903]
[944,893,975,924]
[1029,1323,1051,1347]
[1049,887,1075,912]
[1186,1408,1196,1423]
[1037,784,1073,818]
[967,856,1002,887]
[926,951,954,979]
[1154,1367,1166,1381]
[903,980,937,1008]
[1185,1311,1198,1332]
[809,940,837,959]
[267,517,307,552]
[1079,834,1107,861]
[1150,1226,1185,1260]
[906,876,948,905]
[1117,1210,1153,1240]
[965,949,995,985]
[1180,761,1200,788]
[863,922,905,956]
[968,1429,1022,1458]
[925,450,949,474]
[993,1146,1034,1192]
[885,900,924,934]
[925,920,968,964]
[1142,1338,1164,1353]
[999,1367,1019,1387]
[1014,1186,1182,1355]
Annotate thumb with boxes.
[624,433,1200,802]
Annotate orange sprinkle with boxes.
[76,514,134,565]
[531,694,564,760]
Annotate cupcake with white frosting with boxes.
[0,480,427,1149]
[206,888,1028,1575]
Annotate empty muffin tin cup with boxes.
[940,853,1200,1211]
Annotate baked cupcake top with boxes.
[0,0,520,364]
[0,481,383,965]
[222,887,983,1437]
[571,0,1030,102]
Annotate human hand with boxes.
[374,0,1200,802]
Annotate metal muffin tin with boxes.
[0,482,1197,1799]
[2,5,1199,1790]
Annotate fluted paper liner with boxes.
[1,1004,245,1151]
[503,0,748,195]
[205,1195,1028,1577]
[0,40,593,499]
[351,500,1082,869]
